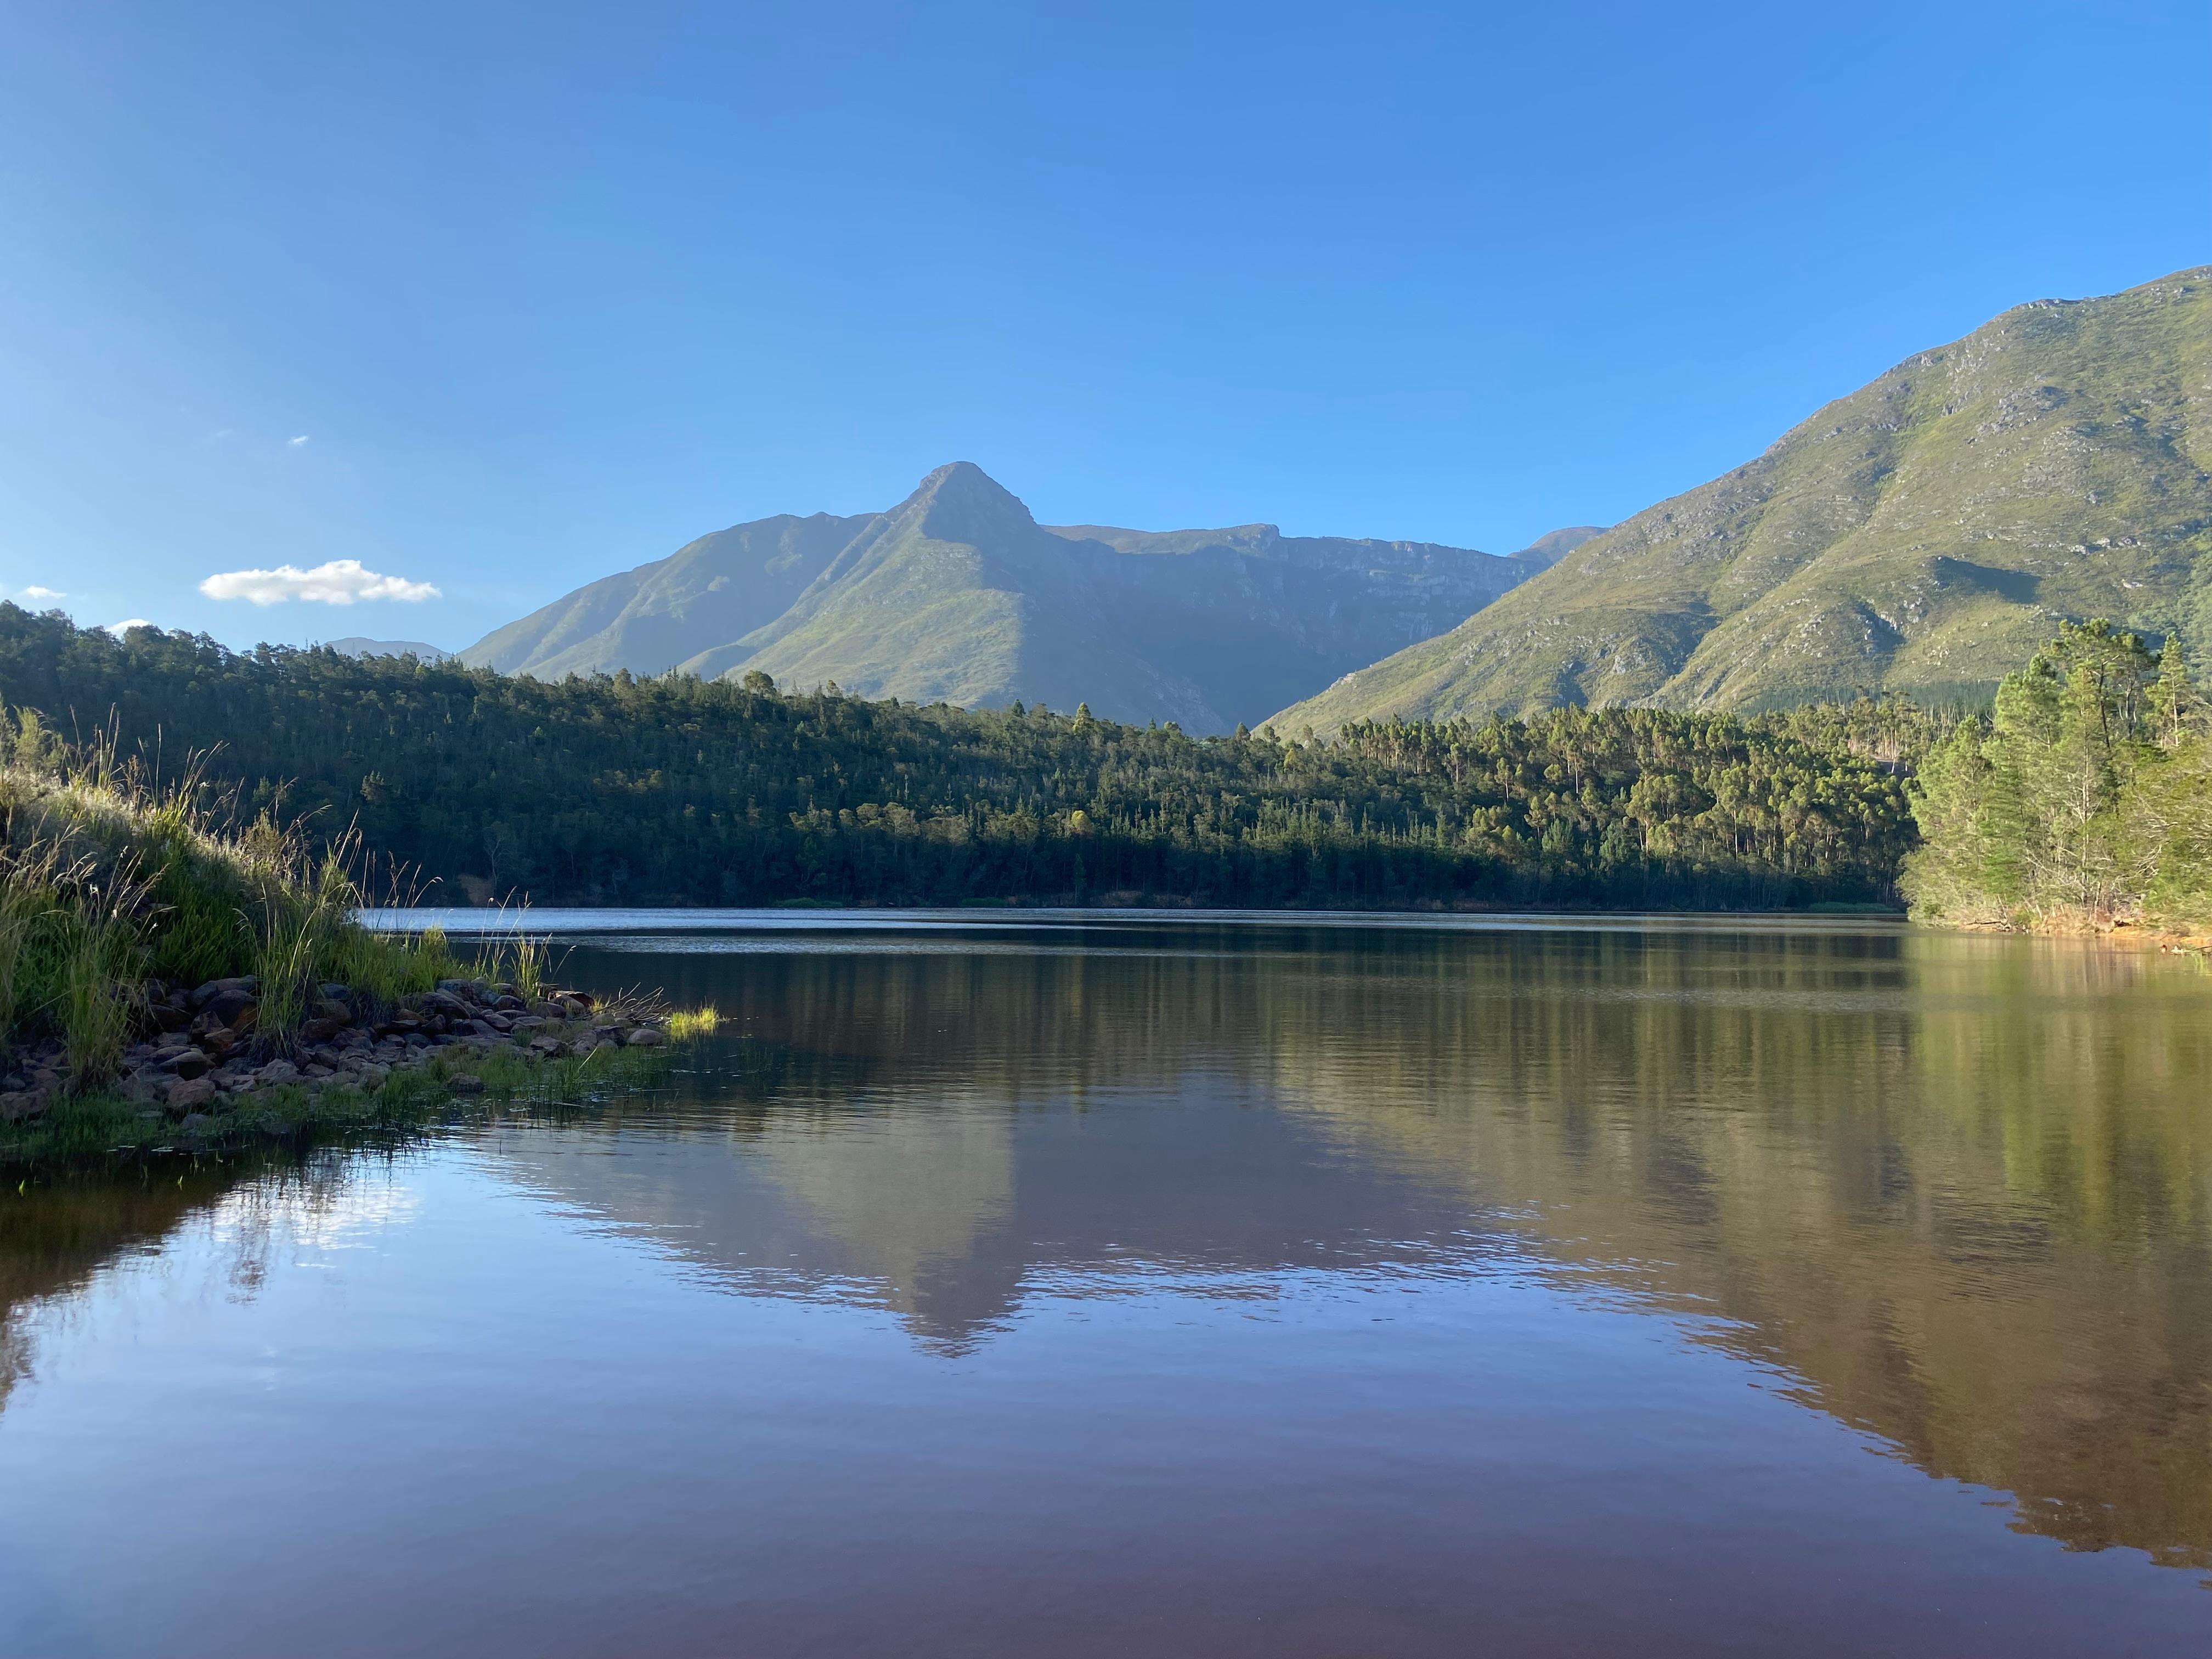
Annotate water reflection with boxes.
[7,918,2211,1585]
[537,921,2212,1568]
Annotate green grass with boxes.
[0,714,462,1074]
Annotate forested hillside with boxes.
[1,606,1917,910]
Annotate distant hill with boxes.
[460,464,1577,731]
[323,636,453,662]
[1273,267,2212,732]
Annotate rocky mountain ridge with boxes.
[461,465,1590,731]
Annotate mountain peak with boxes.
[900,461,1038,543]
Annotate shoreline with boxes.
[1,977,709,1171]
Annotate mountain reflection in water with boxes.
[4,916,2210,1655]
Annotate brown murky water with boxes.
[4,913,2209,1655]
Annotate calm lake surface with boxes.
[5,912,2211,1656]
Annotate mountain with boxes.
[323,636,453,662]
[460,464,1573,731]
[1273,267,2212,732]
[460,512,873,683]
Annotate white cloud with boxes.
[199,559,441,606]
[20,585,65,600]
[287,435,309,447]
[103,619,152,636]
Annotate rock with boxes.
[165,1075,217,1112]
[178,1112,212,1132]
[359,1063,392,1086]
[164,1049,213,1080]
[447,1072,484,1094]
[0,1091,44,1122]
[313,998,350,1022]
[422,990,471,1018]
[258,1059,301,1087]
[151,1000,193,1032]
[300,1015,344,1043]
[528,1000,566,1019]
[188,975,256,1011]
[201,1028,238,1059]
[303,1064,334,1080]
[403,1033,430,1049]
[319,983,351,1001]
[206,988,258,1029]
[625,1028,665,1047]
[528,1036,569,1057]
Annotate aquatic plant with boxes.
[666,1006,720,1040]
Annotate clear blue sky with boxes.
[1,1,2204,651]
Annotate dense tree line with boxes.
[1904,620,2212,930]
[0,605,1920,909]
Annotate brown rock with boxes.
[165,1049,213,1080]
[0,1091,46,1122]
[447,1072,484,1094]
[258,1059,301,1087]
[165,1075,218,1113]
[624,1028,665,1047]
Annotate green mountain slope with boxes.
[461,511,875,679]
[461,463,1576,730]
[1274,267,2212,732]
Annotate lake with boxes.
[4,912,2210,1656]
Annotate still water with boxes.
[5,913,2210,1656]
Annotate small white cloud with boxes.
[19,585,65,600]
[103,619,153,636]
[199,558,440,606]
[287,435,309,447]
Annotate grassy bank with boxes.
[0,710,712,1169]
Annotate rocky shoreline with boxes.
[1,974,677,1138]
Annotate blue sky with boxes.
[1,1,2204,651]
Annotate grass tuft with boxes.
[665,1006,720,1040]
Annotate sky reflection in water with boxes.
[3,916,2209,1656]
